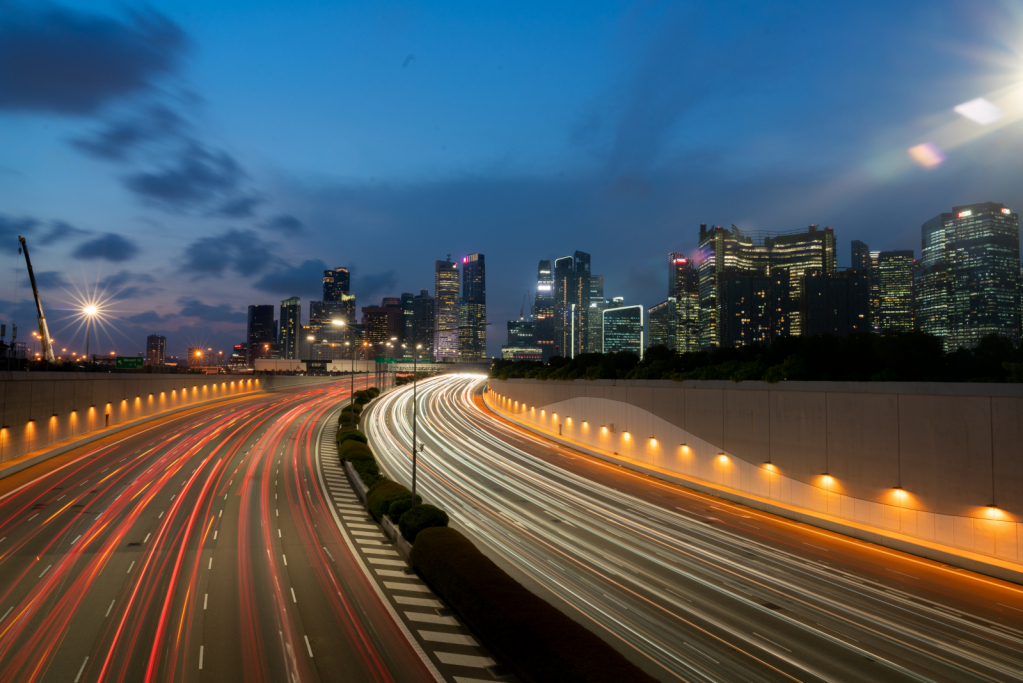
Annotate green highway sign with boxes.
[116,356,144,369]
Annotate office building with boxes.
[400,293,415,358]
[533,260,556,361]
[501,320,541,360]
[323,267,350,301]
[913,202,1021,349]
[554,251,591,358]
[279,297,301,360]
[718,271,790,347]
[669,252,698,298]
[603,305,644,358]
[458,254,486,361]
[434,257,459,361]
[363,300,403,359]
[801,268,870,337]
[647,300,676,350]
[587,275,605,354]
[675,291,701,353]
[876,250,915,331]
[145,334,165,366]
[851,240,871,273]
[411,289,435,359]
[246,304,277,365]
[698,223,836,346]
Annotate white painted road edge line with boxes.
[304,635,313,658]
[313,403,445,683]
[199,645,204,670]
[74,656,88,682]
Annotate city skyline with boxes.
[3,2,1023,358]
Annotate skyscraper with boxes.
[362,300,403,359]
[668,252,698,298]
[434,256,459,361]
[323,267,355,322]
[698,223,836,347]
[800,269,870,337]
[412,289,435,359]
[876,250,915,331]
[533,261,555,361]
[279,297,301,360]
[400,292,415,358]
[603,305,644,358]
[554,251,590,358]
[502,320,541,360]
[458,254,486,361]
[145,334,165,366]
[913,202,1021,349]
[587,275,605,353]
[850,240,871,272]
[647,300,676,350]
[246,304,277,365]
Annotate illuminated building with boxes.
[913,202,1021,349]
[279,297,301,360]
[603,305,644,358]
[458,254,486,361]
[145,334,165,366]
[647,300,676,350]
[800,268,870,337]
[586,275,605,353]
[363,299,403,358]
[412,289,435,358]
[698,223,836,347]
[554,251,590,358]
[533,260,555,361]
[434,256,459,361]
[669,252,698,298]
[876,250,915,331]
[675,291,700,353]
[718,271,790,347]
[850,240,871,273]
[246,304,277,365]
[323,267,350,300]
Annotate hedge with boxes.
[351,454,383,486]
[367,481,411,518]
[398,504,448,542]
[411,528,658,683]
[338,440,373,461]
[337,430,368,446]
[367,387,380,397]
[342,402,363,415]
[384,491,421,524]
[338,413,359,427]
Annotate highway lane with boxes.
[365,374,1023,683]
[0,378,437,683]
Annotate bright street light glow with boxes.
[83,305,97,316]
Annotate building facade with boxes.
[554,251,591,359]
[647,300,676,350]
[587,275,605,354]
[603,305,644,358]
[800,268,870,337]
[434,257,460,361]
[145,334,166,366]
[533,260,556,361]
[411,289,435,359]
[876,250,915,331]
[458,253,486,361]
[279,297,301,360]
[246,304,277,366]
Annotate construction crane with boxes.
[18,236,55,363]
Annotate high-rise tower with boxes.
[279,297,301,360]
[533,260,555,361]
[554,251,590,358]
[434,256,459,361]
[246,304,276,365]
[458,254,486,361]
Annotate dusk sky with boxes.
[2,1,1022,358]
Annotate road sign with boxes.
[115,356,143,369]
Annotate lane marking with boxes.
[158,511,164,518]
[105,600,115,617]
[802,542,828,551]
[304,635,313,658]
[887,569,917,579]
[282,554,287,566]
[998,603,1023,613]
[127,561,135,573]
[74,656,89,682]
[199,645,204,670]
[753,632,792,653]
[208,558,213,570]
[28,514,38,521]
[0,607,12,622]
[291,587,297,603]
[278,529,281,538]
[143,533,151,543]
[72,535,82,545]
[39,564,52,578]
[213,530,218,540]
[204,594,208,610]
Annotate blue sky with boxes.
[2,0,1022,357]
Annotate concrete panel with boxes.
[686,388,724,450]
[769,390,826,484]
[722,388,770,465]
[825,391,899,502]
[992,397,1023,518]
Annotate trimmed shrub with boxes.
[367,481,410,518]
[337,430,368,446]
[412,528,658,683]
[385,491,421,523]
[339,440,372,461]
[366,387,380,397]
[343,402,363,414]
[354,395,370,406]
[338,412,359,427]
[352,457,383,487]
[398,504,448,543]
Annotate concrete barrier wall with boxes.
[0,372,266,464]
[487,379,1023,567]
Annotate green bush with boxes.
[385,491,421,523]
[398,503,448,543]
[338,440,372,461]
[366,481,410,518]
[342,402,363,415]
[338,412,359,427]
[367,387,380,397]
[411,528,658,683]
[337,430,368,445]
[352,457,383,487]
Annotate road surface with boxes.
[366,374,1023,683]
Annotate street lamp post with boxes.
[83,305,97,366]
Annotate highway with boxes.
[0,378,437,683]
[366,374,1023,683]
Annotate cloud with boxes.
[177,298,246,324]
[263,214,303,234]
[0,214,39,253]
[213,195,263,218]
[33,270,70,289]
[357,270,399,302]
[125,310,168,324]
[38,220,91,244]
[72,232,140,262]
[179,229,279,278]
[70,104,184,161]
[98,270,161,300]
[124,142,250,213]
[253,259,330,300]
[0,4,186,115]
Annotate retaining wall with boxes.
[487,379,1023,570]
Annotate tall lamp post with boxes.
[83,305,97,366]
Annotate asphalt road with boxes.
[365,374,1023,683]
[0,378,437,683]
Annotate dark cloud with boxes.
[263,214,303,234]
[98,270,161,300]
[33,270,70,289]
[357,270,399,302]
[179,229,278,278]
[38,220,91,244]
[124,143,249,213]
[177,298,246,324]
[402,54,415,68]
[253,259,330,300]
[70,104,184,161]
[0,214,38,253]
[0,4,186,115]
[71,232,140,262]
[124,310,167,324]
[213,195,263,218]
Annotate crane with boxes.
[18,236,55,363]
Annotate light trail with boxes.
[366,375,1023,683]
